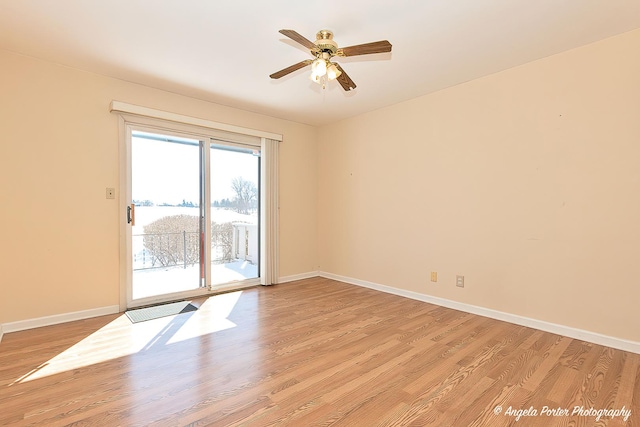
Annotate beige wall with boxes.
[3,28,639,344]
[0,50,317,325]
[318,29,640,342]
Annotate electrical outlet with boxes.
[430,272,437,282]
[106,187,116,199]
[456,275,464,288]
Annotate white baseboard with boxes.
[278,271,319,284]
[0,324,4,343]
[1,305,121,335]
[319,271,640,355]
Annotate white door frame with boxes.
[116,112,277,311]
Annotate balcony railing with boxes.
[133,230,229,271]
[132,223,257,271]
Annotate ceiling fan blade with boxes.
[334,64,356,91]
[269,60,312,79]
[337,40,392,57]
[279,29,318,51]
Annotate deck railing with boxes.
[132,229,233,271]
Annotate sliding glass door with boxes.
[126,127,261,306]
[130,131,205,300]
[210,144,260,286]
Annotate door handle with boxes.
[127,204,135,226]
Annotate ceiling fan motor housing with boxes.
[314,30,338,54]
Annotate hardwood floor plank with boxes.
[629,360,640,427]
[0,278,638,426]
[610,354,639,425]
[545,365,583,405]
[521,335,572,392]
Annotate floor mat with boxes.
[125,301,197,323]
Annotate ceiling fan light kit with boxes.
[326,63,342,80]
[309,52,342,87]
[270,29,392,91]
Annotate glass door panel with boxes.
[210,144,260,286]
[131,131,204,300]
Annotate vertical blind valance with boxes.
[109,101,283,143]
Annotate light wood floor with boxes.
[1,277,638,426]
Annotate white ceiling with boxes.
[1,1,640,126]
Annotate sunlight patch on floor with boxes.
[12,291,243,384]
[166,291,242,344]
[11,315,170,384]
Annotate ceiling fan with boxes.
[269,29,392,91]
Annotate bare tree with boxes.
[231,177,257,215]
